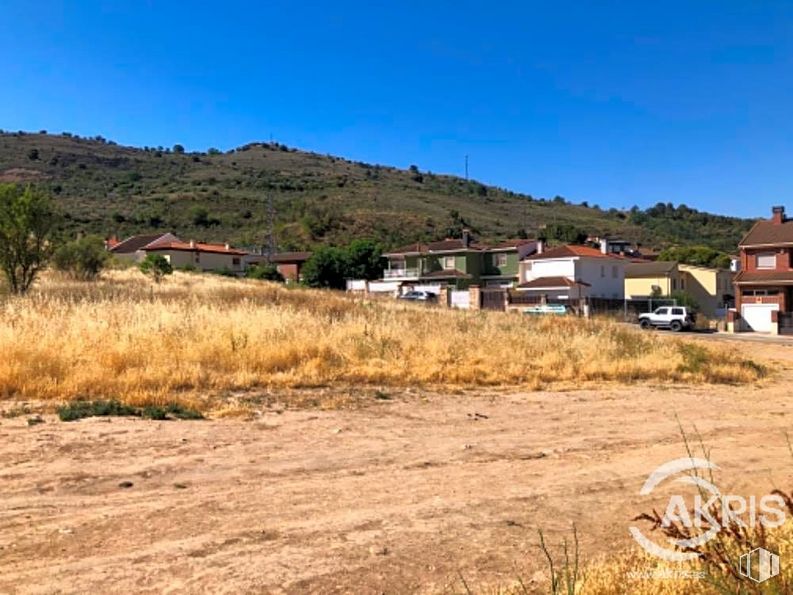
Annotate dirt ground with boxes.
[2,339,793,594]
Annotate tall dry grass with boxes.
[0,270,765,407]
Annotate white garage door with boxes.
[742,304,779,332]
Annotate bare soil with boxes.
[2,340,793,594]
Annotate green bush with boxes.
[139,254,173,283]
[246,263,285,282]
[57,399,203,422]
[53,235,109,280]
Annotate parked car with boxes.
[638,306,696,332]
[398,290,437,302]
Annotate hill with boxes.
[0,130,754,252]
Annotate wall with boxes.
[276,263,299,281]
[678,265,732,317]
[153,250,244,274]
[625,275,673,298]
[576,258,625,299]
[520,258,576,283]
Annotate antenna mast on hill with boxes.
[465,155,469,180]
[266,192,276,259]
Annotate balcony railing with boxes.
[384,268,420,279]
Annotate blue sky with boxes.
[1,1,792,217]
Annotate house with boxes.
[733,205,793,333]
[625,261,684,298]
[381,231,540,290]
[625,261,733,317]
[677,264,734,317]
[245,251,313,282]
[517,244,627,300]
[479,239,542,287]
[108,232,181,262]
[143,240,248,275]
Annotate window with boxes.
[492,253,507,267]
[600,265,605,278]
[442,256,455,270]
[757,252,776,269]
[655,308,669,315]
[232,257,240,266]
[612,265,618,278]
[672,308,684,315]
[672,279,677,291]
[681,277,685,289]
[744,289,779,296]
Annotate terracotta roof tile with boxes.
[517,276,591,289]
[524,244,615,260]
[739,220,793,247]
[145,240,248,256]
[734,270,793,284]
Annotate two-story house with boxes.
[381,232,539,290]
[517,244,627,301]
[733,206,793,332]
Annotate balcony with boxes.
[383,267,420,279]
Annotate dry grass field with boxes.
[2,271,788,594]
[0,270,765,410]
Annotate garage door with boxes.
[741,304,779,332]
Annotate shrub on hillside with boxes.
[53,235,109,281]
[246,263,285,282]
[139,254,173,283]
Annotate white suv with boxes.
[638,307,696,332]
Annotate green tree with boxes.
[53,235,109,281]
[139,254,173,283]
[658,246,731,269]
[173,144,185,154]
[246,262,285,282]
[27,148,39,161]
[301,247,349,289]
[345,239,384,280]
[0,184,59,294]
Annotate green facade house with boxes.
[382,231,539,290]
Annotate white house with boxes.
[517,244,627,300]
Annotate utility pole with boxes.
[464,155,469,180]
[266,192,276,259]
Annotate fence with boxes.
[450,290,470,309]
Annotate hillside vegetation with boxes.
[0,130,753,252]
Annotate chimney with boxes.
[189,239,196,249]
[772,206,785,224]
[536,239,544,255]
[462,228,470,248]
[224,243,230,250]
[600,238,609,255]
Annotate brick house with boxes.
[733,206,793,333]
[245,251,313,282]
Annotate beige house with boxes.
[108,232,180,262]
[143,240,248,275]
[678,264,734,317]
[624,261,686,298]
[624,261,733,317]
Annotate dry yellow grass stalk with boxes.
[0,270,764,407]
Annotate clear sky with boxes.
[1,1,792,217]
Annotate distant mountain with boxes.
[0,130,754,252]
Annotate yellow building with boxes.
[624,261,686,298]
[678,264,734,318]
[624,261,733,317]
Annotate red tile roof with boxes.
[267,251,313,263]
[734,270,793,284]
[145,240,248,256]
[739,220,793,247]
[524,244,615,260]
[517,276,591,289]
